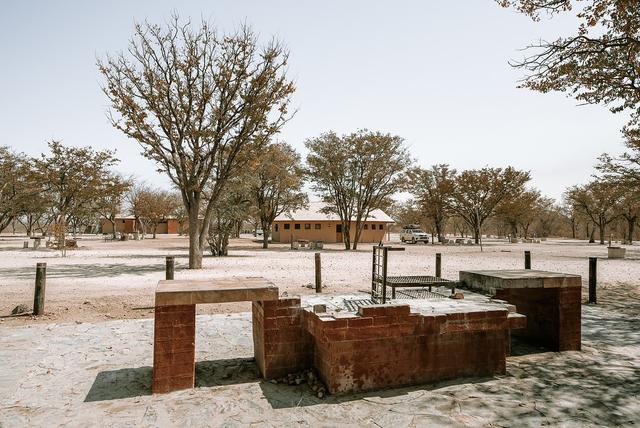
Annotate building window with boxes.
[336,224,342,233]
[275,224,279,232]
[315,224,321,229]
[284,224,290,230]
[304,223,311,230]
[295,223,301,230]
[379,224,384,230]
[364,224,369,230]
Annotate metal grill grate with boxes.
[343,298,376,312]
[394,288,448,299]
[386,275,452,286]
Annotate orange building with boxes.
[271,202,394,244]
[101,216,182,235]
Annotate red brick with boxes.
[347,317,373,328]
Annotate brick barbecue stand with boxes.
[153,277,526,395]
[459,270,582,351]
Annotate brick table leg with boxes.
[153,304,196,393]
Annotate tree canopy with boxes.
[99,16,295,268]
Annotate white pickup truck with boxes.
[399,227,430,244]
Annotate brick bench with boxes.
[153,277,279,394]
[460,270,582,351]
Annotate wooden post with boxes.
[435,253,442,278]
[315,252,321,293]
[33,262,46,315]
[166,256,175,280]
[23,241,29,249]
[524,251,531,270]
[589,257,597,304]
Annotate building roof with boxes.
[274,202,395,223]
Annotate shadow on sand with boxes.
[84,357,495,410]
[84,305,640,424]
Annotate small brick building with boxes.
[101,216,181,235]
[271,202,394,244]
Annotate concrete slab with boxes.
[460,269,581,294]
[155,277,279,306]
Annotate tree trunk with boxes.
[627,217,636,244]
[353,220,363,250]
[342,221,351,250]
[188,210,203,269]
[261,219,270,249]
[599,221,606,245]
[473,225,480,244]
[588,224,596,243]
[110,219,117,239]
[435,220,443,243]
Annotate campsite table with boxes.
[152,277,279,393]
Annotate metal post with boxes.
[435,253,442,278]
[315,252,321,293]
[589,257,597,304]
[524,251,531,270]
[371,247,377,299]
[382,247,388,303]
[166,256,175,280]
[33,263,46,315]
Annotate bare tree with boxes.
[251,142,307,248]
[100,16,295,268]
[565,180,622,244]
[306,130,411,250]
[37,141,118,254]
[137,188,179,239]
[448,167,530,244]
[96,174,132,238]
[0,147,39,233]
[407,164,456,243]
[495,188,544,238]
[498,0,640,145]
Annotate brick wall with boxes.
[152,304,196,393]
[495,287,581,351]
[308,304,509,394]
[252,298,313,379]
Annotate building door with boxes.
[336,224,343,243]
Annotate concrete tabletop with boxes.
[155,277,279,306]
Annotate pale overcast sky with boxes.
[0,1,630,201]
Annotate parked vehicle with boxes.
[399,226,429,244]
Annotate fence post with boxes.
[166,256,175,280]
[33,263,46,315]
[589,257,597,304]
[315,252,322,293]
[524,251,531,270]
[435,253,442,278]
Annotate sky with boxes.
[0,1,630,202]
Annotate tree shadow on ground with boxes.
[84,305,640,424]
[0,263,164,280]
[84,358,260,402]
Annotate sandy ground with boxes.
[1,306,638,427]
[1,234,639,426]
[0,234,639,325]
